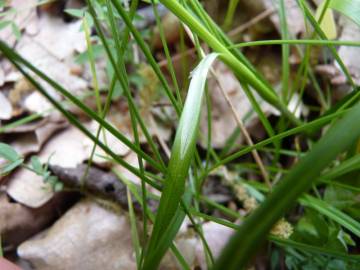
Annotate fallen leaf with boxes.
[38,125,90,168]
[83,120,130,166]
[0,0,38,47]
[17,200,137,270]
[195,222,234,270]
[6,125,89,208]
[0,193,77,247]
[0,91,12,120]
[335,17,360,85]
[6,168,54,208]
[9,119,67,157]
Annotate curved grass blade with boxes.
[142,53,219,270]
[230,39,360,49]
[329,0,360,27]
[213,101,360,270]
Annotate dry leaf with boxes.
[38,125,90,168]
[0,0,38,47]
[6,168,54,208]
[18,200,137,270]
[261,0,306,38]
[14,14,88,101]
[0,193,76,248]
[336,17,360,85]
[0,92,12,120]
[10,119,67,157]
[83,120,130,166]
[195,222,234,270]
[6,125,88,208]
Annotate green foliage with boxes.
[30,156,63,192]
[142,53,219,269]
[0,143,23,175]
[1,0,360,268]
[329,0,360,27]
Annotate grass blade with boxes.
[142,53,219,269]
[213,101,360,269]
[159,0,301,126]
[300,195,360,237]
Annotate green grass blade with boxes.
[300,195,360,237]
[298,0,355,87]
[142,53,218,269]
[159,0,301,126]
[230,39,360,48]
[213,101,360,270]
[109,0,181,115]
[222,0,240,30]
[0,41,163,173]
[278,0,290,102]
[208,108,349,174]
[322,153,360,179]
[190,208,360,262]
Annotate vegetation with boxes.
[1,0,360,269]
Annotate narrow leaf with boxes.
[213,101,360,269]
[142,53,218,270]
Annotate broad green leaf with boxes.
[0,143,21,162]
[330,0,360,27]
[316,1,337,39]
[142,53,218,270]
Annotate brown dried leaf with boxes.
[17,200,137,270]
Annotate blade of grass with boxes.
[110,0,181,115]
[86,0,165,171]
[189,208,360,262]
[213,100,360,269]
[298,0,355,88]
[208,107,349,174]
[278,0,290,102]
[222,0,240,31]
[127,188,141,267]
[151,0,182,106]
[142,53,219,270]
[322,153,360,179]
[104,0,151,253]
[230,39,360,48]
[299,195,360,237]
[114,169,191,270]
[0,46,161,190]
[0,41,163,173]
[159,0,301,126]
